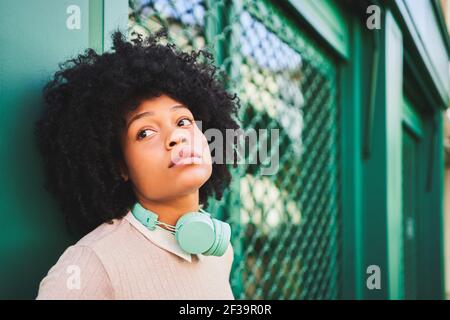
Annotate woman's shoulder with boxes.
[225,242,234,264]
[36,241,114,299]
[35,215,133,300]
[220,242,235,277]
[75,214,132,249]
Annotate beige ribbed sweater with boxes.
[36,210,235,300]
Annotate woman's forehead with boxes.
[124,95,192,131]
[128,95,188,117]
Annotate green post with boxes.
[340,16,364,300]
[362,9,404,300]
[384,9,404,300]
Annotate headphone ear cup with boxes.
[204,219,231,256]
[175,213,215,254]
[204,219,221,256]
[215,221,231,256]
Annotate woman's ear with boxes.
[119,159,129,182]
[117,133,130,182]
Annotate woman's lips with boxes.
[170,156,202,168]
[168,150,202,168]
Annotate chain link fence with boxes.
[129,0,341,299]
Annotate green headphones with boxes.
[131,202,231,257]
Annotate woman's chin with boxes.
[169,164,211,186]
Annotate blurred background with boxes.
[0,0,449,300]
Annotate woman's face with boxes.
[119,94,212,202]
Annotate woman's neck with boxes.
[135,191,200,229]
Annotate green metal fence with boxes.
[129,0,341,299]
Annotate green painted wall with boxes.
[0,0,127,299]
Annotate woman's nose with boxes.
[167,130,189,148]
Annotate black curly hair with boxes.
[35,28,241,236]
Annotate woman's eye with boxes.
[137,129,156,140]
[178,117,193,127]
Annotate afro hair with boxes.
[35,28,241,236]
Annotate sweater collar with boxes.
[123,210,205,263]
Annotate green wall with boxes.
[0,0,127,299]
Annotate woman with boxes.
[34,29,240,300]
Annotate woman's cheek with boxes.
[134,160,168,198]
[129,148,159,181]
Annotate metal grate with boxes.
[129,0,341,300]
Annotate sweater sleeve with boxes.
[36,245,114,300]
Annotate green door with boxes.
[0,0,127,299]
[401,98,424,299]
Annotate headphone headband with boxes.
[130,202,230,257]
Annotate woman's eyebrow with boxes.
[126,104,189,130]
